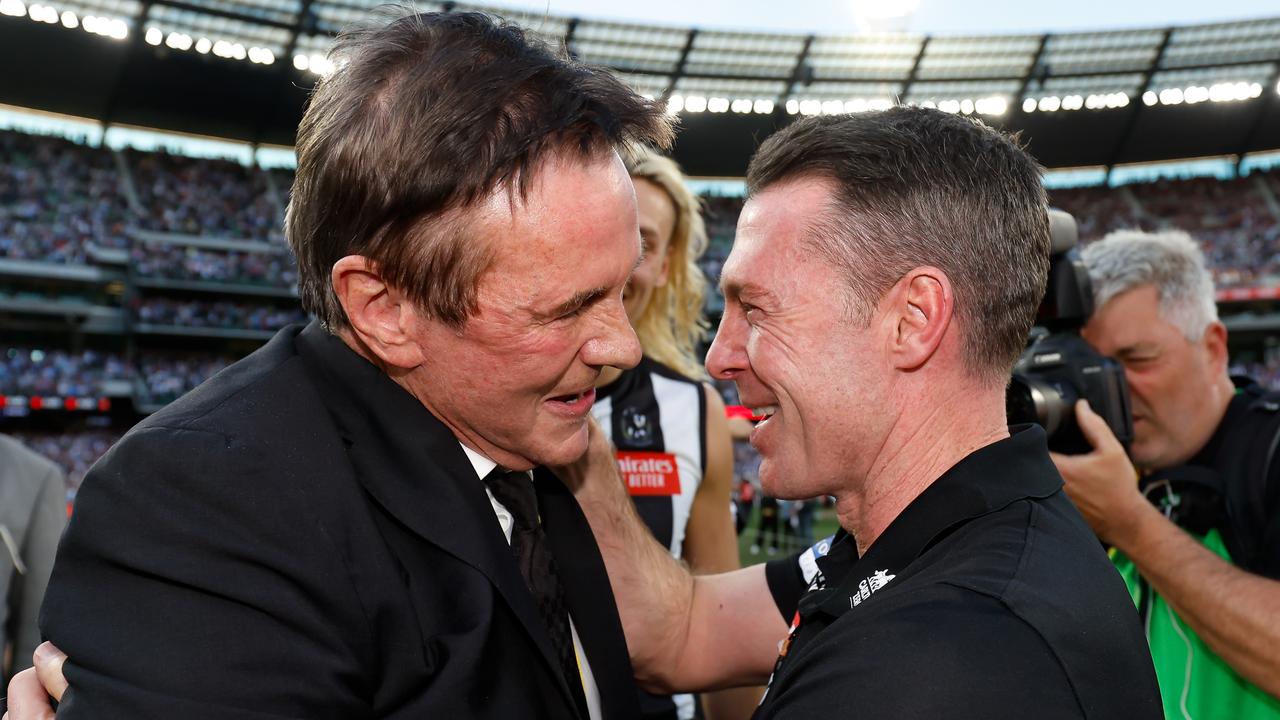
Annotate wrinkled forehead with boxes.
[721,178,837,292]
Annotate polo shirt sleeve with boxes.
[762,588,1085,720]
[765,553,806,622]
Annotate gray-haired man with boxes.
[1052,229,1280,716]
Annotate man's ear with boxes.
[1202,320,1229,375]
[331,255,426,369]
[883,266,954,372]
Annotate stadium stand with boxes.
[126,148,284,244]
[0,129,131,264]
[0,347,130,397]
[133,298,306,331]
[3,4,1280,500]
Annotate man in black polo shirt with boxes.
[564,107,1162,718]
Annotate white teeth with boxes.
[751,406,779,418]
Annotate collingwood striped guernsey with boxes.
[592,355,707,720]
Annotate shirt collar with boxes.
[460,443,498,481]
[805,424,1062,619]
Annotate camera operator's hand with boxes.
[1049,400,1146,546]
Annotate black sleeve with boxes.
[765,553,806,623]
[40,426,374,719]
[1256,452,1280,579]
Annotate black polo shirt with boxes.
[759,426,1162,719]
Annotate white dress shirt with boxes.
[459,444,603,720]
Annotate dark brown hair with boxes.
[746,107,1050,383]
[287,9,674,330]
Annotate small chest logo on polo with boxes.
[616,450,681,496]
[849,569,896,609]
[619,406,654,446]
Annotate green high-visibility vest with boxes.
[1112,530,1280,720]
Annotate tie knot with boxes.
[484,468,539,529]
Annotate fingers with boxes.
[33,642,68,703]
[1073,400,1121,453]
[4,668,56,720]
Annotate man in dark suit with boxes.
[15,10,671,719]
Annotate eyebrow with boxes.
[544,245,643,319]
[720,277,774,305]
[548,287,608,318]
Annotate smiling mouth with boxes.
[751,405,778,421]
[546,387,597,416]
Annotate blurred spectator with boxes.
[131,242,297,288]
[0,347,130,397]
[0,130,131,264]
[0,434,65,684]
[134,298,306,331]
[136,353,234,405]
[127,149,283,244]
[9,430,120,493]
[1052,171,1280,289]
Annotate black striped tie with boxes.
[484,468,590,718]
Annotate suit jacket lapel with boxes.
[294,323,581,715]
[536,468,640,720]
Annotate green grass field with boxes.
[735,501,841,568]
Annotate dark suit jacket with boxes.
[40,322,639,719]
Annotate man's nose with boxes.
[705,313,747,380]
[585,299,643,370]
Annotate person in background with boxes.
[1053,229,1280,717]
[0,435,66,687]
[590,147,759,720]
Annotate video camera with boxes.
[1006,209,1134,454]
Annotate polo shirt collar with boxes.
[805,424,1061,619]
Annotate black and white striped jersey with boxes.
[592,356,707,719]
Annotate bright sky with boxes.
[481,0,1278,35]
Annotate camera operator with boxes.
[1052,229,1280,717]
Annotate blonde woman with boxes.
[591,148,759,719]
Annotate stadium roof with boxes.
[1,0,1278,175]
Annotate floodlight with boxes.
[753,99,774,114]
[1037,96,1060,112]
[707,97,730,113]
[975,96,1007,116]
[60,10,76,28]
[1159,88,1183,105]
[667,94,684,113]
[1061,95,1083,111]
[685,95,707,113]
[0,0,24,18]
[195,37,210,54]
[145,26,162,45]
[1142,91,1157,106]
[785,99,800,115]
[959,98,974,115]
[1022,98,1036,113]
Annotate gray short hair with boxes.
[745,107,1050,385]
[1080,229,1218,340]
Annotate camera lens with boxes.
[1008,376,1076,436]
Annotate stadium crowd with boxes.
[133,297,306,331]
[0,130,131,264]
[9,429,122,493]
[130,242,296,288]
[4,128,1280,292]
[134,352,233,405]
[127,149,283,244]
[0,347,130,397]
